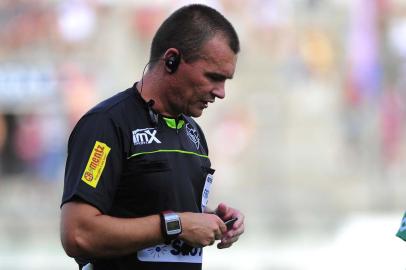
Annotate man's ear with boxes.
[164,49,181,74]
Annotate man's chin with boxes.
[187,110,203,118]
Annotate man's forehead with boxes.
[202,42,236,68]
[201,35,235,55]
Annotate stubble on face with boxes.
[174,35,238,118]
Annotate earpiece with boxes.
[165,54,180,74]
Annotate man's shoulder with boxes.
[88,87,139,115]
[71,87,141,134]
[183,115,204,134]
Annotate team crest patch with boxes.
[81,141,111,188]
[185,123,200,150]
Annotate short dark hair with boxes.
[149,4,240,65]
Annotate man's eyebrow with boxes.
[205,72,233,80]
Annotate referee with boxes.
[60,4,245,270]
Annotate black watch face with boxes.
[163,212,182,236]
[167,220,180,231]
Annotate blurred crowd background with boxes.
[0,0,405,269]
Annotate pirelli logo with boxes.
[81,141,111,188]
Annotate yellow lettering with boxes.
[81,141,111,188]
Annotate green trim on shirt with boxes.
[128,149,208,159]
[163,117,185,129]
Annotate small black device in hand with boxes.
[224,217,238,230]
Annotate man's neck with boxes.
[137,70,179,118]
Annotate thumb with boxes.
[215,203,228,218]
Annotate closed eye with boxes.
[206,73,228,82]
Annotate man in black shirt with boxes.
[60,4,245,270]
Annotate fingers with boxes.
[215,202,228,215]
[217,233,239,249]
[216,215,245,249]
[204,214,227,247]
[218,220,228,234]
[214,229,223,241]
[217,230,240,249]
[232,212,245,231]
[209,212,227,234]
[217,240,234,249]
[179,211,244,249]
[215,203,231,220]
[180,212,230,248]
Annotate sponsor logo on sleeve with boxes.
[81,141,111,188]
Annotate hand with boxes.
[214,202,245,249]
[178,212,227,247]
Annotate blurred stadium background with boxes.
[0,0,405,269]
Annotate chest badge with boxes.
[133,128,161,145]
[185,123,200,150]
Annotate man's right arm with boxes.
[60,200,227,258]
[60,200,163,258]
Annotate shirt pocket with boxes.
[124,157,171,175]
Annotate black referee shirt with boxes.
[62,85,215,270]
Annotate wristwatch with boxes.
[160,210,182,243]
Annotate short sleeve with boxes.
[61,112,123,213]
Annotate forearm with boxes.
[61,202,164,258]
[76,215,162,257]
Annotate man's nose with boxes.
[212,83,225,99]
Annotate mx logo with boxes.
[132,128,161,145]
